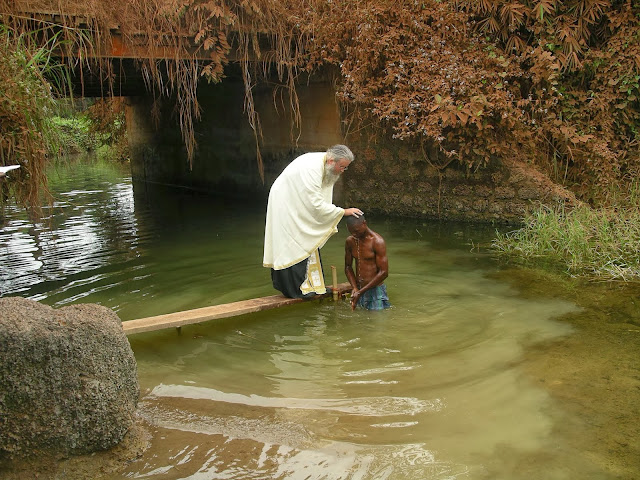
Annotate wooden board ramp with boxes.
[123,282,352,335]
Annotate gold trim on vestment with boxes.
[299,248,327,295]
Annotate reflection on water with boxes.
[0,158,143,304]
[0,157,274,319]
[0,157,635,479]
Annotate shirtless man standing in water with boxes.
[344,214,391,310]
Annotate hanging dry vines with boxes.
[1,0,639,210]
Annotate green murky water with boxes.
[1,157,638,479]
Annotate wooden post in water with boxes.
[331,265,339,301]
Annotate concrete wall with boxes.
[343,126,578,224]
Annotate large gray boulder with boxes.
[0,297,139,458]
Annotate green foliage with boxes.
[0,24,68,214]
[492,201,640,281]
[50,115,101,153]
[0,20,126,216]
[85,98,129,161]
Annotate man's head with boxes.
[346,213,367,236]
[324,145,354,185]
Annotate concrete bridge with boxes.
[7,5,570,223]
[5,5,347,204]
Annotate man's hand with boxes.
[350,290,360,310]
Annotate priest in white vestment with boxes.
[263,145,363,298]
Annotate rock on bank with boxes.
[0,297,139,458]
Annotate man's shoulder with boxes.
[288,152,325,176]
[293,151,325,162]
[371,230,387,245]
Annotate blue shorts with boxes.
[357,284,391,310]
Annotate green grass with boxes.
[50,115,101,153]
[492,202,640,281]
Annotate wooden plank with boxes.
[123,282,352,335]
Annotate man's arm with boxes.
[344,236,358,291]
[373,236,389,284]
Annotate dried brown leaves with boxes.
[1,0,639,205]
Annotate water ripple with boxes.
[150,384,443,417]
[0,161,148,300]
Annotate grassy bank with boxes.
[492,203,640,281]
[1,26,127,217]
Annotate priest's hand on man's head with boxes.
[344,208,363,218]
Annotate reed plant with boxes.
[492,198,640,281]
[0,24,72,216]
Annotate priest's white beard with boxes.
[322,163,341,187]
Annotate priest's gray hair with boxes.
[326,144,354,163]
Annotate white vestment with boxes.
[263,152,344,270]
